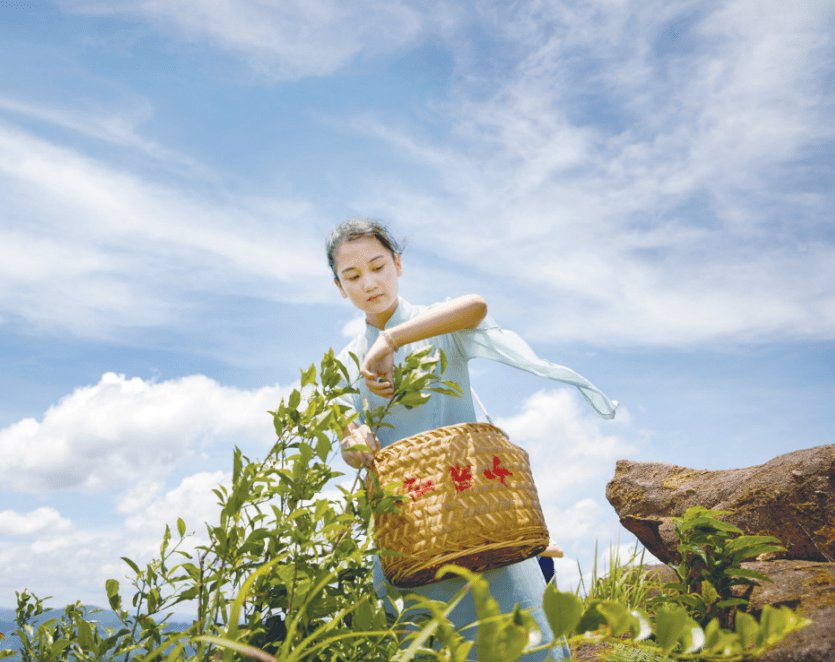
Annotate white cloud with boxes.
[341,315,366,339]
[0,507,72,536]
[494,388,643,586]
[0,120,329,337]
[353,1,835,346]
[122,471,226,535]
[1,1,832,352]
[0,95,209,178]
[62,0,427,81]
[0,372,286,492]
[0,472,229,610]
[498,389,634,498]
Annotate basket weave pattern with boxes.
[370,422,549,587]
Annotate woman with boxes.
[328,219,617,660]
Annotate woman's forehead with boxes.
[334,236,391,268]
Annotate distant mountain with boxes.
[0,606,189,659]
[0,608,20,660]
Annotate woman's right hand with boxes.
[361,336,395,399]
[340,423,381,469]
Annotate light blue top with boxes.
[337,298,616,445]
[336,298,616,661]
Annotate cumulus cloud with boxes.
[122,471,227,538]
[498,389,634,498]
[495,388,640,580]
[0,472,229,609]
[0,507,72,537]
[0,372,286,492]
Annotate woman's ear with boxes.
[334,277,347,298]
[395,254,402,276]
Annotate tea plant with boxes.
[0,347,539,661]
[0,350,810,661]
[543,509,808,660]
[662,506,785,629]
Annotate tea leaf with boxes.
[542,585,583,638]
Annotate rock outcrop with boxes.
[605,444,835,662]
[642,560,834,662]
[605,444,834,564]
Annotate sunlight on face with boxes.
[333,236,402,328]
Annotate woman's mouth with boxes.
[367,294,383,303]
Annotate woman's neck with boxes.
[366,298,400,329]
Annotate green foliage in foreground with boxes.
[0,350,810,661]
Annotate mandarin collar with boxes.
[365,297,411,341]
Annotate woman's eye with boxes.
[372,266,383,272]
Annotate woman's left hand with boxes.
[361,337,395,398]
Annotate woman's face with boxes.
[333,236,402,325]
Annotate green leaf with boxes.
[575,601,606,634]
[314,432,332,462]
[596,600,635,637]
[654,605,690,655]
[757,604,802,647]
[699,579,719,606]
[725,567,772,582]
[105,579,121,611]
[160,524,171,557]
[48,639,71,660]
[353,597,374,631]
[176,517,186,537]
[542,585,583,638]
[679,620,706,654]
[301,364,317,387]
[121,556,141,575]
[703,618,742,656]
[730,542,785,563]
[735,611,759,649]
[77,618,95,650]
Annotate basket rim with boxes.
[375,421,509,457]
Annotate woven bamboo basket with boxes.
[369,422,549,587]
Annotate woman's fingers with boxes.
[341,426,380,468]
[343,450,371,469]
[362,372,394,398]
[355,424,381,452]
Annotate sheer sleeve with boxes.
[453,315,618,419]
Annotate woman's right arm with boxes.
[362,294,488,398]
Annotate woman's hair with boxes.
[326,218,403,278]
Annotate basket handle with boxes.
[470,387,494,425]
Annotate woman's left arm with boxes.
[361,294,487,396]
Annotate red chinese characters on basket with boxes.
[403,476,435,501]
[404,455,514,502]
[483,455,512,486]
[449,464,474,492]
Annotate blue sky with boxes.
[1,1,833,610]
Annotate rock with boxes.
[605,444,834,564]
[746,560,834,662]
[640,561,834,661]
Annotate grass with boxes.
[576,539,666,614]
